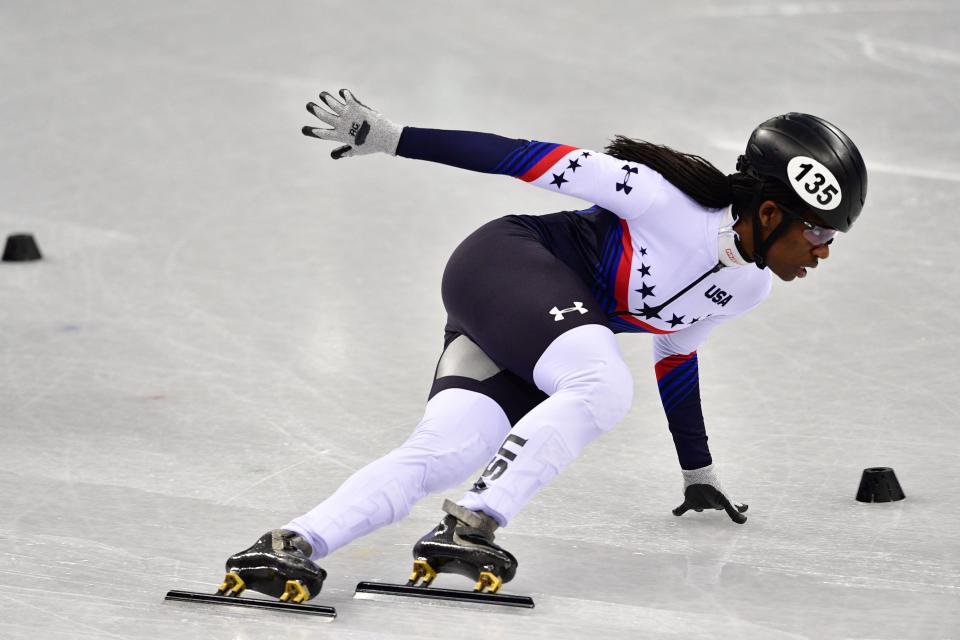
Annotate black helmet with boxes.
[736,113,867,232]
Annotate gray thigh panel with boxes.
[434,335,503,382]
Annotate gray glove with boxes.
[302,88,402,160]
[672,463,748,524]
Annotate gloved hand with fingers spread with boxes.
[302,89,403,159]
[673,463,748,524]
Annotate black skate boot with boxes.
[218,529,326,603]
[408,499,517,593]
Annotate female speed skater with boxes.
[217,88,867,603]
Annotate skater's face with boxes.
[757,201,833,282]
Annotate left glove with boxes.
[302,88,403,160]
[672,463,748,524]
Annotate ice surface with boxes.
[1,1,958,638]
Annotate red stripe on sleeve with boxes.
[519,145,578,182]
[655,352,697,381]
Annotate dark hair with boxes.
[604,136,805,216]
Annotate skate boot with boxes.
[218,529,326,603]
[408,499,517,593]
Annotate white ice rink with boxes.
[2,1,959,638]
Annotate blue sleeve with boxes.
[396,127,532,174]
[655,352,712,471]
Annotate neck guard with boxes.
[717,207,751,267]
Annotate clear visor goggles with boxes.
[781,206,838,246]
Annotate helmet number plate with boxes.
[787,156,842,211]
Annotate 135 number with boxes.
[787,156,842,210]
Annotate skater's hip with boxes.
[440,215,604,383]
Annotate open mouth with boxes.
[796,262,817,278]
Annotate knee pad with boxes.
[532,324,634,432]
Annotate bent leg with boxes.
[457,324,633,526]
[285,388,511,558]
[437,218,634,526]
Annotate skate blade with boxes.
[354,581,534,609]
[165,590,336,619]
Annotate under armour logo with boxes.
[549,301,588,321]
[616,164,638,194]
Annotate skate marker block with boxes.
[165,590,337,618]
[354,581,534,608]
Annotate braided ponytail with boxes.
[605,135,770,215]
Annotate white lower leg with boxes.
[457,325,633,526]
[284,388,511,558]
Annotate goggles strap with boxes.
[748,179,795,270]
[754,217,793,270]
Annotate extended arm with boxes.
[653,323,748,524]
[302,89,662,220]
[654,349,711,471]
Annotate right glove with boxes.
[302,88,403,160]
[672,463,748,524]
